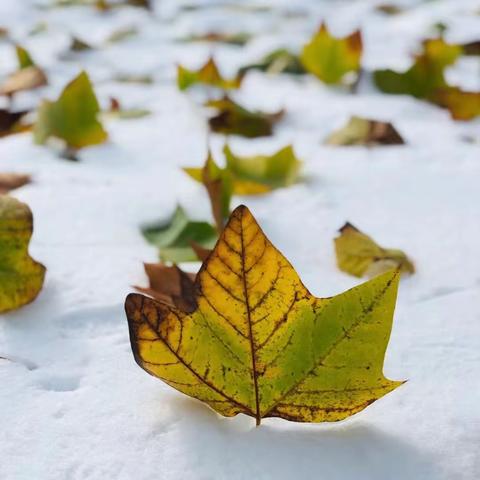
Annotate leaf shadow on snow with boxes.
[169,397,440,480]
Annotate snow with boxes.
[1,0,480,479]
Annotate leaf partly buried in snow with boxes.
[325,116,404,146]
[142,206,217,263]
[335,222,415,278]
[374,38,462,99]
[206,96,284,138]
[16,45,35,69]
[0,173,31,194]
[177,57,243,91]
[34,71,108,149]
[300,23,362,84]
[126,205,404,424]
[104,97,151,120]
[0,196,46,313]
[239,49,306,76]
[135,263,197,312]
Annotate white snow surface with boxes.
[1,0,480,479]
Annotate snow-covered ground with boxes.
[1,0,479,479]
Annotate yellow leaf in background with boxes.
[0,196,45,313]
[177,57,243,91]
[126,205,404,424]
[300,23,362,84]
[34,71,108,150]
[335,222,415,278]
[432,87,480,121]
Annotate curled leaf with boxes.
[335,222,414,278]
[0,196,46,313]
[206,96,284,138]
[177,57,243,91]
[0,173,31,194]
[325,116,404,146]
[135,263,197,312]
[239,49,306,76]
[126,205,404,424]
[34,71,108,150]
[142,206,217,263]
[300,23,362,84]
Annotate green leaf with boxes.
[177,57,243,91]
[325,116,404,146]
[239,49,306,76]
[374,38,462,99]
[180,32,251,46]
[126,206,404,424]
[206,96,284,138]
[300,23,362,84]
[15,45,35,69]
[142,206,217,263]
[335,222,415,278]
[0,196,46,313]
[34,71,108,150]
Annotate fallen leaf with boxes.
[113,73,154,84]
[104,96,151,120]
[432,87,480,120]
[16,45,35,69]
[462,40,480,56]
[142,206,217,263]
[0,109,30,138]
[325,116,404,146]
[0,196,46,313]
[374,38,462,99]
[206,96,284,138]
[0,66,47,96]
[177,57,243,91]
[34,71,108,150]
[135,263,197,312]
[126,205,404,424]
[180,32,251,46]
[190,241,212,262]
[239,49,306,76]
[300,23,362,84]
[335,222,414,278]
[70,36,93,52]
[106,26,138,44]
[375,4,403,15]
[0,173,31,194]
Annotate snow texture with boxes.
[1,0,479,479]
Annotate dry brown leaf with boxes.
[0,173,31,194]
[0,66,47,96]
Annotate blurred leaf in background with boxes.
[301,23,362,84]
[239,49,306,76]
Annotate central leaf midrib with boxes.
[239,217,261,426]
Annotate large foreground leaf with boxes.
[0,196,45,313]
[126,205,403,424]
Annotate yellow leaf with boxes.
[335,222,415,278]
[0,196,45,313]
[126,206,404,424]
[177,57,243,91]
[300,23,362,84]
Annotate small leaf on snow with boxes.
[126,205,404,424]
[335,222,414,278]
[432,87,480,120]
[105,97,151,120]
[374,38,462,99]
[375,4,403,15]
[223,144,301,191]
[135,263,197,312]
[0,66,47,96]
[70,36,93,52]
[300,23,362,84]
[0,196,46,313]
[0,109,30,137]
[34,71,108,150]
[142,206,217,263]
[177,57,243,91]
[106,26,138,44]
[15,45,35,69]
[206,96,284,138]
[239,49,306,76]
[325,116,404,146]
[0,173,31,194]
[180,32,251,46]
